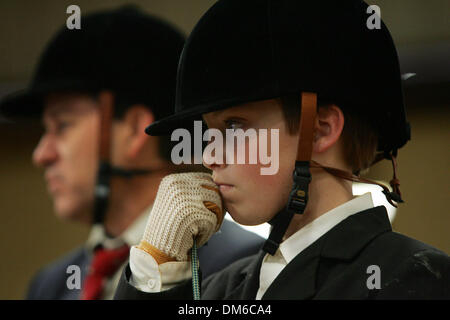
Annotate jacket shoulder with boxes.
[26,246,89,299]
[370,232,450,299]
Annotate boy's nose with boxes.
[202,145,226,171]
[32,134,58,168]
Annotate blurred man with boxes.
[0,6,263,300]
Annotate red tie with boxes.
[81,244,130,300]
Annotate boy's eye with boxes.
[224,119,244,131]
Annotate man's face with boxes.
[32,93,100,222]
[202,99,298,226]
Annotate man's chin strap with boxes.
[262,92,404,256]
[93,163,151,225]
[93,91,151,225]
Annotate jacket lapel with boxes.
[262,235,324,300]
[224,251,266,299]
[262,206,392,299]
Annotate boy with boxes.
[114,0,450,299]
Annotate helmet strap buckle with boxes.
[287,161,312,215]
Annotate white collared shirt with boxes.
[85,205,151,299]
[256,192,375,299]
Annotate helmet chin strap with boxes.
[93,91,151,226]
[263,92,317,255]
[262,92,404,256]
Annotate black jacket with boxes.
[26,219,263,299]
[114,206,450,299]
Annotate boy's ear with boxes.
[312,104,345,154]
[119,105,155,160]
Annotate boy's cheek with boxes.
[235,161,290,196]
[223,159,292,219]
[235,163,267,189]
[246,166,290,203]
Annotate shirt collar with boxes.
[85,205,151,251]
[279,192,374,264]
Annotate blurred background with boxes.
[0,0,449,299]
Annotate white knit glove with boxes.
[136,172,224,263]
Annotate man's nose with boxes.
[32,134,58,168]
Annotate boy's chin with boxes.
[227,207,273,226]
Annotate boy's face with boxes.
[202,99,298,225]
[32,93,100,222]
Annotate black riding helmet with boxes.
[146,0,410,151]
[0,6,184,121]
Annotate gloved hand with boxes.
[136,172,224,264]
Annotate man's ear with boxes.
[120,105,155,160]
[312,104,345,154]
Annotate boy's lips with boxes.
[218,184,234,193]
[214,181,234,193]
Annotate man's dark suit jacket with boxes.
[26,219,264,299]
[114,206,450,299]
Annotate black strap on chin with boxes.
[263,208,295,255]
[262,161,312,255]
[93,162,152,224]
[93,161,111,225]
[93,91,154,225]
[94,92,114,225]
